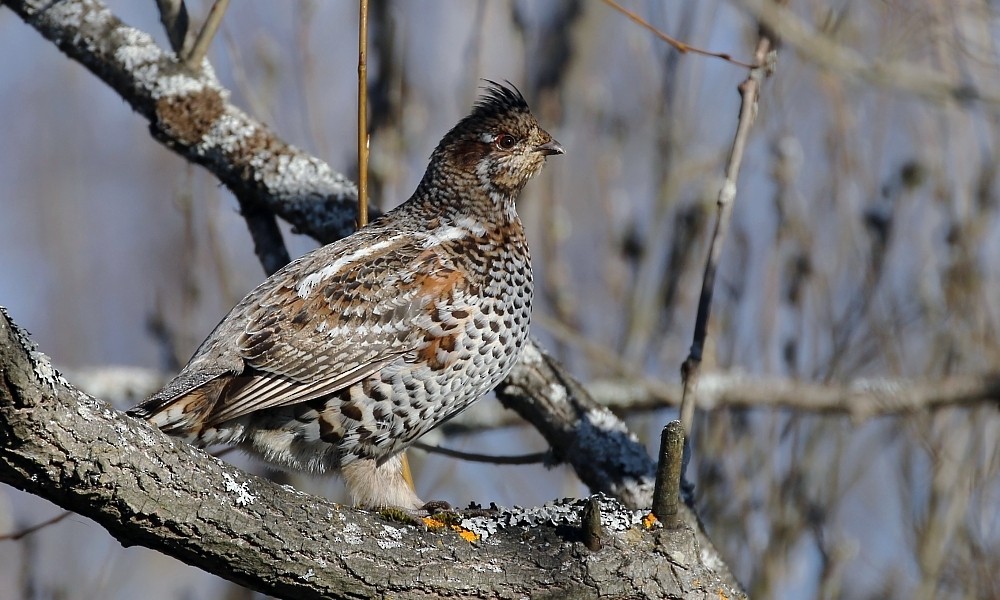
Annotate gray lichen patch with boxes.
[460,494,655,541]
[222,472,258,507]
[1,306,70,391]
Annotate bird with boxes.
[128,81,563,510]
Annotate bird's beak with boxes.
[535,138,565,156]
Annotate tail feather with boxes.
[127,373,230,441]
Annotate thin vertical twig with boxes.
[678,28,779,434]
[357,0,370,228]
[356,0,404,492]
[184,0,229,70]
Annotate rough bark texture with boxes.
[0,308,744,599]
[497,340,658,511]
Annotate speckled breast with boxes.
[346,228,534,461]
[236,225,533,472]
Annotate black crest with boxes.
[430,80,536,166]
[471,80,529,120]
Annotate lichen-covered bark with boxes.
[0,308,744,599]
[6,0,361,247]
[495,340,741,588]
[498,341,658,509]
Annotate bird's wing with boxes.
[198,225,481,425]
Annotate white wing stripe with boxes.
[295,235,405,299]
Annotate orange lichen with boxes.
[451,525,480,542]
[643,512,659,529]
[423,515,479,542]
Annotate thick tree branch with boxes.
[6,0,361,247]
[0,307,745,599]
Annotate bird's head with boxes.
[430,81,563,203]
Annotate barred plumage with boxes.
[128,81,563,509]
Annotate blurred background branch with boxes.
[68,364,1000,428]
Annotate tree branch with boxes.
[154,0,190,55]
[184,0,228,70]
[5,0,361,247]
[496,340,657,511]
[586,373,1000,420]
[677,12,777,434]
[0,307,744,599]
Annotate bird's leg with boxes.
[341,454,426,511]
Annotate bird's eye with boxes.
[495,134,517,151]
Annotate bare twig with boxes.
[355,0,405,491]
[412,442,550,465]
[678,24,777,433]
[184,0,229,70]
[600,0,756,69]
[357,0,370,228]
[651,421,684,529]
[0,511,72,542]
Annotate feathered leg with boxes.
[340,455,424,510]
